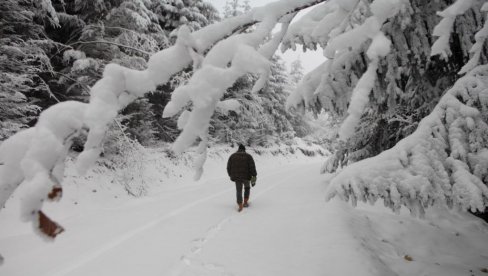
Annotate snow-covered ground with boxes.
[1,143,487,276]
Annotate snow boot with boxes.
[243,197,249,208]
[238,203,244,212]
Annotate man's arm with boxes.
[249,155,257,177]
[227,156,232,177]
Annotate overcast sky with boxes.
[206,0,325,73]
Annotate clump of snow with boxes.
[71,58,100,74]
[0,129,35,209]
[62,49,86,65]
[216,99,241,115]
[281,1,341,50]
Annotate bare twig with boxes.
[48,71,91,95]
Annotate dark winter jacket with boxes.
[227,149,257,182]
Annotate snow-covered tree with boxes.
[289,56,304,86]
[1,0,487,249]
[223,0,251,18]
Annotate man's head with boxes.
[238,144,246,152]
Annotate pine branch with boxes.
[38,76,61,103]
[70,41,151,56]
[104,26,144,36]
[49,71,91,95]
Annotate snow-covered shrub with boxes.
[103,126,148,197]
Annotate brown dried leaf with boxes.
[47,185,63,201]
[38,211,64,238]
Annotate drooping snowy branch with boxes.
[431,0,477,59]
[325,65,488,216]
[328,0,403,140]
[459,3,488,74]
[282,0,362,51]
[286,60,330,112]
[0,101,87,237]
[284,0,405,140]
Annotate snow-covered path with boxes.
[1,162,341,276]
[0,161,373,276]
[1,160,488,276]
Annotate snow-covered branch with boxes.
[325,65,488,216]
[431,0,477,59]
[69,41,153,56]
[459,3,488,74]
[327,0,403,140]
[0,101,87,237]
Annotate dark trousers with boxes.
[235,181,251,204]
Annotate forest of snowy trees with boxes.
[0,0,487,250]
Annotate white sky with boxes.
[206,0,325,73]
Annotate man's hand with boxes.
[251,176,257,187]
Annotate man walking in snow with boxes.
[227,144,257,212]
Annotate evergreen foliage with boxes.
[0,0,61,139]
